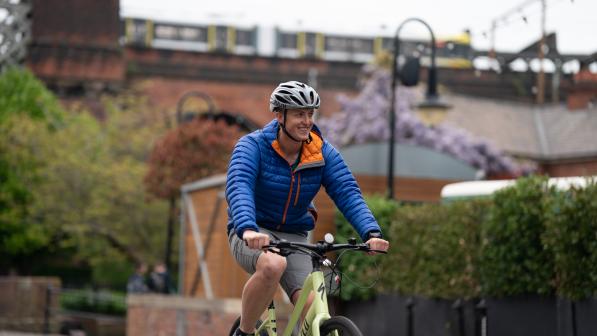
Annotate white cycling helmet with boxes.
[269,81,321,112]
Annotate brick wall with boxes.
[0,277,61,333]
[126,295,240,336]
[127,295,294,336]
[541,158,597,177]
[130,76,355,129]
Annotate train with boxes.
[123,17,473,69]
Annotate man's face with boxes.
[277,108,315,141]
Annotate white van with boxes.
[440,176,595,202]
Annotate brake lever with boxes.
[369,249,388,254]
[359,244,388,254]
[263,246,293,257]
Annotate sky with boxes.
[120,0,596,55]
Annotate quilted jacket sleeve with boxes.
[226,135,261,238]
[321,142,381,241]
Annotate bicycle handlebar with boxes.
[263,239,387,257]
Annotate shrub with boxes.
[336,176,597,301]
[60,288,126,316]
[336,196,488,300]
[382,200,488,299]
[479,176,555,296]
[543,179,597,300]
[334,195,398,300]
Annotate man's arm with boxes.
[226,136,261,238]
[320,143,382,241]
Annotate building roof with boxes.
[443,93,597,161]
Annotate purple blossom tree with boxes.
[317,66,531,176]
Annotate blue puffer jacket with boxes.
[226,120,381,241]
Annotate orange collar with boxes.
[272,131,324,169]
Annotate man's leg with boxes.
[239,252,287,333]
[291,290,315,323]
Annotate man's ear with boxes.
[274,111,283,123]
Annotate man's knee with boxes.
[256,253,287,282]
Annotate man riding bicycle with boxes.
[226,81,390,336]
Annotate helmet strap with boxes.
[280,109,303,143]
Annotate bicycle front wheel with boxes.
[319,316,363,336]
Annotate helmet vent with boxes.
[299,91,307,102]
[275,95,291,104]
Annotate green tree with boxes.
[25,93,171,280]
[0,67,64,264]
[2,71,173,287]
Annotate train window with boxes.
[279,32,297,50]
[236,29,255,47]
[304,32,318,57]
[154,24,207,43]
[352,38,374,54]
[325,36,350,52]
[180,27,204,41]
[155,25,177,39]
[214,26,228,50]
[127,19,148,45]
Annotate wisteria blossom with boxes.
[318,66,528,176]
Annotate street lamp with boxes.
[387,18,452,200]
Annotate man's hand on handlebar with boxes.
[242,230,270,250]
[365,238,389,255]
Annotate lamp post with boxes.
[387,18,450,200]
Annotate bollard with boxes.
[571,301,577,336]
[452,299,465,336]
[405,297,415,336]
[474,299,487,336]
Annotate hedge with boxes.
[479,176,555,296]
[335,176,597,301]
[543,180,597,300]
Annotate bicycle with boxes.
[228,233,386,336]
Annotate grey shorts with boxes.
[228,227,311,299]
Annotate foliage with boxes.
[0,67,63,125]
[479,176,555,296]
[337,176,597,301]
[336,197,488,301]
[543,180,597,300]
[24,93,171,273]
[0,67,65,261]
[334,195,399,300]
[1,73,171,287]
[382,200,488,300]
[144,118,244,199]
[60,288,127,316]
[316,66,525,175]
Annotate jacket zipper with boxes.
[294,173,301,206]
[279,170,295,229]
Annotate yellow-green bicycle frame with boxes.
[254,270,337,336]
